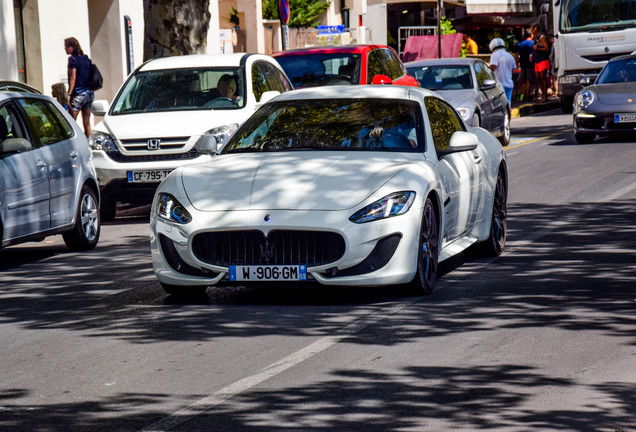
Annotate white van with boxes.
[90,53,292,220]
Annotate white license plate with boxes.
[614,113,636,123]
[127,169,173,183]
[229,265,307,281]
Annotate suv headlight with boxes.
[456,107,470,120]
[89,131,118,152]
[576,90,595,109]
[349,191,416,224]
[157,193,192,224]
[196,124,239,153]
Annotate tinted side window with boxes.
[366,50,384,83]
[18,99,68,146]
[252,62,292,102]
[425,97,464,155]
[384,49,405,79]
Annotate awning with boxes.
[464,0,533,14]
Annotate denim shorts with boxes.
[70,89,94,111]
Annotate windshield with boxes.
[275,53,361,88]
[596,57,636,83]
[221,99,425,154]
[406,65,473,90]
[560,0,636,32]
[111,67,245,114]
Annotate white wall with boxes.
[0,0,18,80]
[366,3,387,45]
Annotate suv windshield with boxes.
[111,67,244,114]
[560,0,636,32]
[275,53,361,88]
[406,65,473,90]
[221,98,425,154]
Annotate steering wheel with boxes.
[381,132,413,149]
[204,97,237,108]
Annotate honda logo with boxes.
[259,239,276,263]
[147,138,161,150]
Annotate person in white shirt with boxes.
[488,38,517,106]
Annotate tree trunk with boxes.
[143,0,211,61]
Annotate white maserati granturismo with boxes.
[150,85,508,296]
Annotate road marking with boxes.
[141,299,419,432]
[506,131,565,150]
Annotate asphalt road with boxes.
[1,109,635,431]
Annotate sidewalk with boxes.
[511,95,561,118]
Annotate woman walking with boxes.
[64,37,93,137]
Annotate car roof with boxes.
[271,84,436,102]
[272,44,391,57]
[138,53,274,72]
[405,58,482,67]
[0,80,42,94]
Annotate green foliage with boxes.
[224,6,240,27]
[440,17,455,35]
[262,0,332,28]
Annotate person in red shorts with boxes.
[532,25,551,102]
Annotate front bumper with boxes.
[573,111,636,136]
[150,206,423,288]
[92,150,211,203]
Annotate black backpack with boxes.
[88,59,103,91]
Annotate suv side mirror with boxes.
[481,79,496,90]
[0,137,32,154]
[256,91,280,108]
[195,134,217,155]
[91,100,110,116]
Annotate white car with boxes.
[90,53,293,220]
[150,86,508,296]
[1,89,100,250]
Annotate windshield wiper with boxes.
[225,147,261,154]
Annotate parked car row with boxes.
[2,45,513,297]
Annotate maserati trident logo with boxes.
[260,239,276,263]
[147,138,161,150]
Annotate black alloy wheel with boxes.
[407,197,439,295]
[470,169,507,257]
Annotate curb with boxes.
[511,99,560,118]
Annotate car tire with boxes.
[574,132,595,144]
[468,168,507,257]
[161,283,208,297]
[100,199,116,222]
[472,113,480,128]
[406,197,439,295]
[498,110,510,146]
[63,185,100,251]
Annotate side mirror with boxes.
[91,100,110,116]
[446,131,479,153]
[580,77,592,87]
[0,137,32,154]
[195,133,217,155]
[256,91,280,108]
[481,79,496,90]
[371,74,393,85]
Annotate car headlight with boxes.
[456,107,470,120]
[576,90,595,109]
[349,191,416,224]
[157,193,192,224]
[88,131,118,152]
[196,124,239,153]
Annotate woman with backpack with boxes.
[64,37,94,137]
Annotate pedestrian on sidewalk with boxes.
[531,25,551,103]
[517,29,535,102]
[488,37,517,106]
[64,37,94,137]
[463,33,478,55]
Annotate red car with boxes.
[272,45,419,88]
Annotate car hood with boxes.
[181,152,418,211]
[95,110,246,139]
[594,83,636,105]
[433,89,476,108]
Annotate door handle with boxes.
[473,154,482,164]
[36,160,47,170]
[70,151,78,159]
